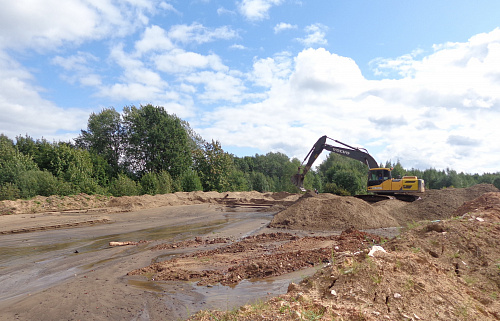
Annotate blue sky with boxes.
[1,0,500,174]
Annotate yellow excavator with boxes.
[291,135,425,202]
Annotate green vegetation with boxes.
[1,104,500,201]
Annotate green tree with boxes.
[0,183,20,201]
[0,135,39,185]
[249,172,270,192]
[141,172,160,195]
[181,119,205,151]
[46,143,101,194]
[227,169,249,191]
[75,107,123,177]
[192,140,233,192]
[180,170,203,192]
[493,177,500,190]
[109,174,140,196]
[157,170,174,194]
[331,170,363,195]
[16,170,74,198]
[122,105,191,178]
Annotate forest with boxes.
[1,104,500,201]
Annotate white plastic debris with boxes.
[330,289,337,296]
[394,293,402,299]
[368,245,387,257]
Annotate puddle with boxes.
[128,279,165,292]
[127,266,318,312]
[151,252,180,264]
[193,267,317,310]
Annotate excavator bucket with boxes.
[291,173,306,192]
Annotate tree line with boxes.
[1,104,499,201]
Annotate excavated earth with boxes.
[1,184,500,321]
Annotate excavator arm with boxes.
[291,135,378,190]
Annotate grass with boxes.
[410,247,421,253]
[404,278,415,291]
[370,274,382,285]
[301,306,326,320]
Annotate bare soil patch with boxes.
[128,230,381,287]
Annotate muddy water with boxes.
[127,266,317,313]
[0,205,233,303]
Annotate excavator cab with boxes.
[368,168,392,186]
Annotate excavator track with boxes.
[354,193,421,203]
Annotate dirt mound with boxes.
[389,184,499,224]
[452,192,500,219]
[269,194,399,231]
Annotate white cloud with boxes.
[237,0,284,21]
[0,0,155,51]
[159,1,179,14]
[51,52,102,87]
[168,23,238,45]
[185,71,247,103]
[230,44,247,50]
[249,51,293,87]
[274,22,297,34]
[154,49,227,73]
[134,25,175,55]
[296,23,328,47]
[217,7,236,16]
[97,44,169,101]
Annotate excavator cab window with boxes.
[368,169,391,186]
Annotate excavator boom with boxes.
[292,135,377,190]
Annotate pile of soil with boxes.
[189,191,500,321]
[388,184,500,223]
[270,184,499,231]
[269,193,399,230]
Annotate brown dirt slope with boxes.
[269,193,399,231]
[189,191,500,321]
[388,183,499,224]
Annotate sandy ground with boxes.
[1,186,500,320]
